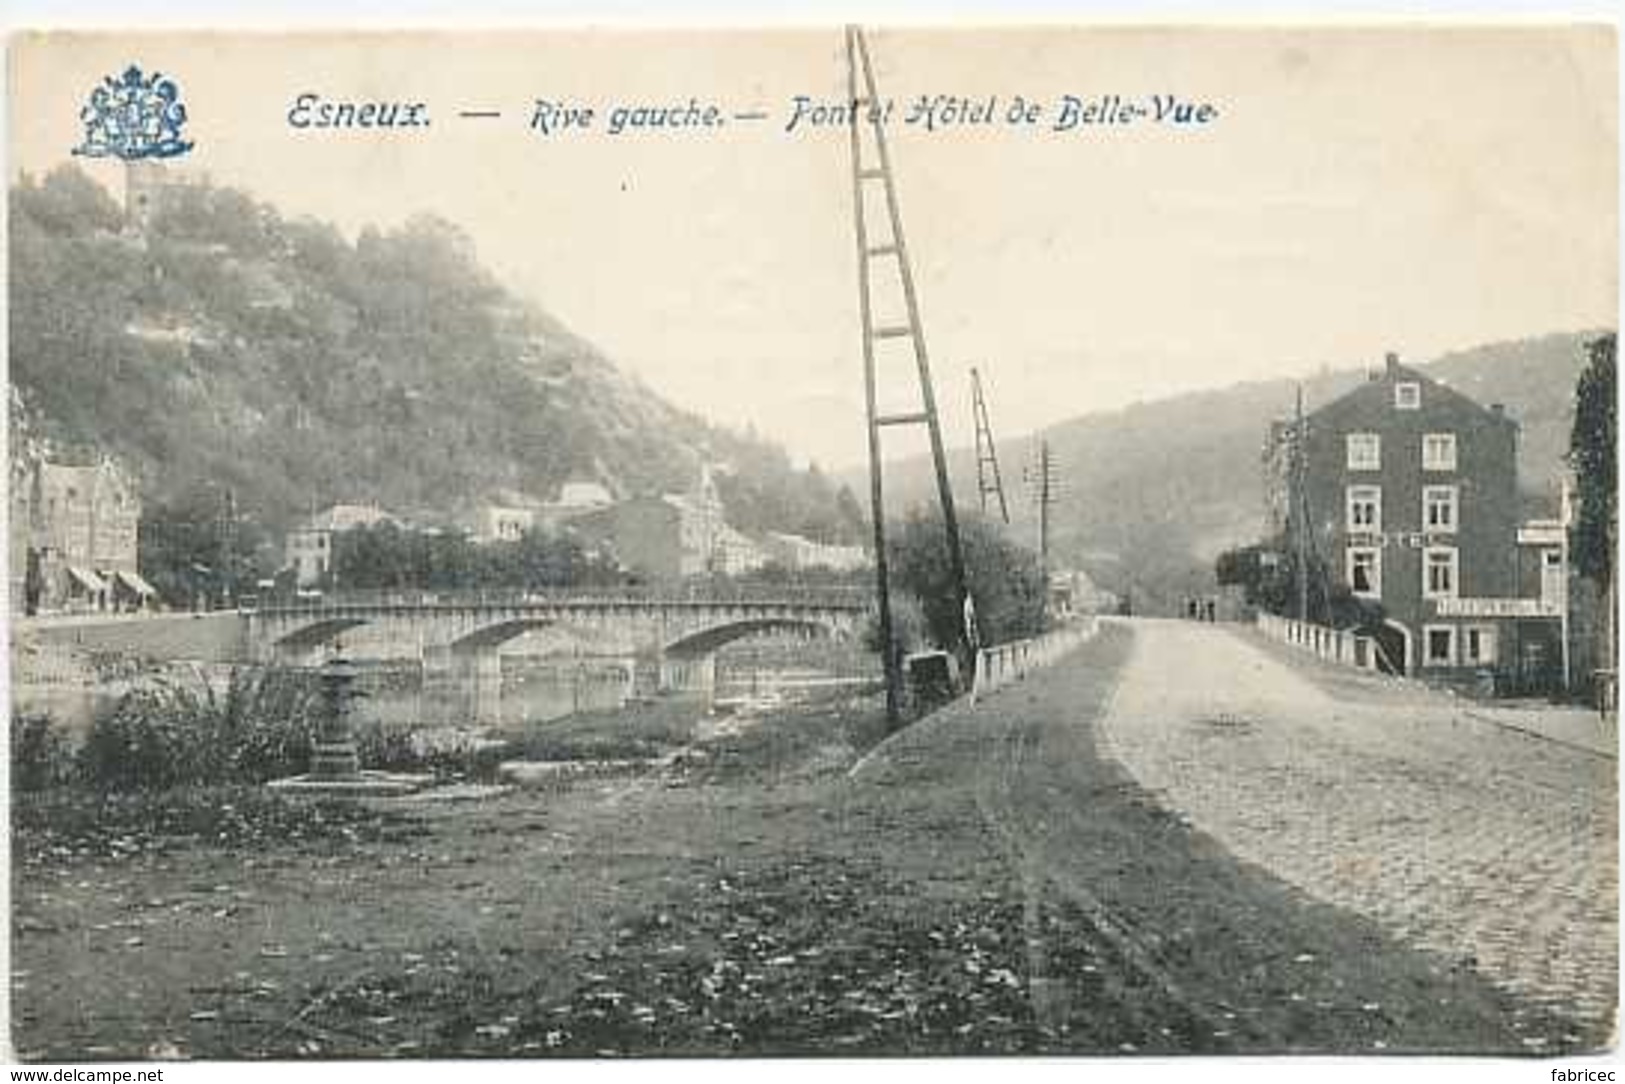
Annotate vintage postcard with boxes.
[4,23,1618,1069]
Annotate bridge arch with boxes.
[447,618,558,654]
[273,617,371,654]
[662,617,841,660]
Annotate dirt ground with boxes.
[9,623,1602,1059]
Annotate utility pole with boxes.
[1292,385,1309,623]
[1560,474,1573,693]
[1025,439,1059,574]
[971,367,1010,524]
[845,26,970,724]
[219,486,238,610]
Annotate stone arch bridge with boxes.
[247,590,870,712]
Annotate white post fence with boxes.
[1255,612,1378,672]
[969,616,1100,703]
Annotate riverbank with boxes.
[11,624,1591,1059]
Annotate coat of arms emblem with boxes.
[72,65,193,160]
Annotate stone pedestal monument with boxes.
[269,654,429,797]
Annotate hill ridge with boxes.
[858,329,1607,612]
[9,165,869,571]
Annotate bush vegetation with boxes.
[9,713,75,793]
[18,664,523,796]
[75,666,323,791]
[1215,536,1384,630]
[883,510,1049,653]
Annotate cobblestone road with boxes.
[1096,619,1618,1027]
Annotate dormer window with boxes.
[1395,382,1421,410]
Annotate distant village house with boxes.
[10,456,154,615]
[463,480,617,544]
[286,503,399,586]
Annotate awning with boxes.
[116,570,157,596]
[67,566,109,594]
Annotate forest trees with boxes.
[327,523,624,593]
[11,165,868,568]
[1569,333,1616,588]
[1569,332,1617,679]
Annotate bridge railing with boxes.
[1255,612,1377,671]
[969,617,1099,703]
[253,584,874,613]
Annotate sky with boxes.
[9,26,1618,470]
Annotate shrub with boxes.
[78,666,323,792]
[887,510,1048,651]
[9,713,73,792]
[862,592,930,659]
[77,684,202,791]
[351,718,422,774]
[352,719,508,781]
[220,667,324,782]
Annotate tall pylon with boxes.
[846,25,971,724]
[971,367,1010,524]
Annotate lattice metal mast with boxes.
[971,367,1010,524]
[846,25,971,724]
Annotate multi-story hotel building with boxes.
[1273,352,1562,679]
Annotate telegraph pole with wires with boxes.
[1025,439,1059,574]
[1291,384,1310,622]
[219,486,238,610]
[970,367,1010,524]
[845,25,971,724]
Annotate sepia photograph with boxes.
[3,20,1619,1068]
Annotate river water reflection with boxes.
[14,636,882,738]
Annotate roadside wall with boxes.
[15,611,250,665]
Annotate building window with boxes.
[1347,546,1382,598]
[1346,485,1382,532]
[1463,625,1498,666]
[1346,433,1381,471]
[1424,625,1457,667]
[1395,382,1421,410]
[1422,432,1458,471]
[1423,485,1458,532]
[1423,546,1459,599]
